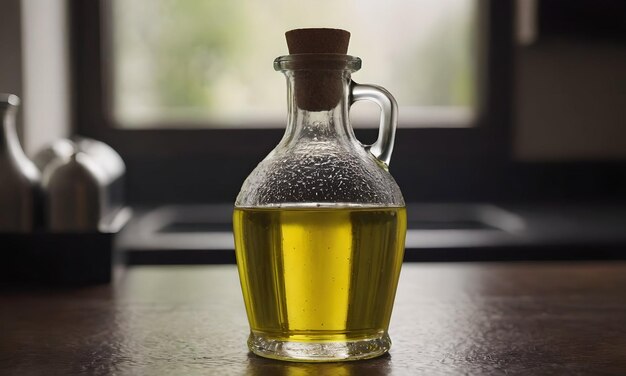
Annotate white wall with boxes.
[21,0,71,155]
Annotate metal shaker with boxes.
[38,137,126,232]
[42,151,107,232]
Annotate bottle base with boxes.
[247,331,391,362]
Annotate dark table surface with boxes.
[2,262,626,375]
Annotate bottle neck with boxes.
[281,70,355,146]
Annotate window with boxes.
[72,0,514,204]
[111,0,478,128]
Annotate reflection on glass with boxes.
[246,353,391,376]
[112,0,477,128]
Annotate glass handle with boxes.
[349,81,398,166]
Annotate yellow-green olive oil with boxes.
[233,206,406,342]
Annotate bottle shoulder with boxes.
[235,142,404,207]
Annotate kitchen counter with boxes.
[2,262,626,375]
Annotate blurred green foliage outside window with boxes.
[112,0,477,128]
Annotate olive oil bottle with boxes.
[234,28,405,361]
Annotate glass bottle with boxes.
[233,32,406,362]
[0,94,41,232]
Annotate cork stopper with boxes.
[284,28,351,111]
[286,28,350,54]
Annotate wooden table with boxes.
[2,262,626,375]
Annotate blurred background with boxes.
[111,0,476,128]
[1,0,625,265]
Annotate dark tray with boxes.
[0,208,131,285]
